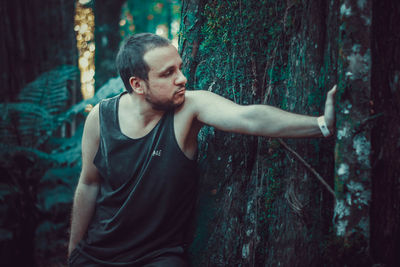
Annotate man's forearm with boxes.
[247,105,325,138]
[68,182,99,256]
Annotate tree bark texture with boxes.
[370,0,400,265]
[180,0,399,266]
[0,0,77,102]
[333,0,372,261]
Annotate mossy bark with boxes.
[332,0,373,265]
[182,0,336,266]
[181,0,399,266]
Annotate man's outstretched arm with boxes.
[68,105,101,257]
[189,85,337,138]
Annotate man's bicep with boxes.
[192,90,250,133]
[80,104,101,185]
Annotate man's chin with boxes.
[150,98,184,111]
[174,98,185,109]
[170,98,185,110]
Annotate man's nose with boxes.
[176,69,187,85]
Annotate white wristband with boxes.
[317,116,331,137]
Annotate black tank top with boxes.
[77,92,198,265]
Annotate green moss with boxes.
[196,0,296,101]
[262,140,285,221]
[264,173,282,219]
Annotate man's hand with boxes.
[323,85,337,134]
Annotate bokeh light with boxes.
[119,1,181,48]
[74,1,95,99]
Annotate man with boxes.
[68,33,336,266]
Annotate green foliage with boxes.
[121,0,181,37]
[0,65,124,265]
[194,0,304,107]
[0,66,78,148]
[0,65,79,264]
[18,66,75,114]
[37,167,80,212]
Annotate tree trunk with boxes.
[332,0,373,265]
[370,0,400,265]
[0,0,77,102]
[94,0,126,90]
[180,0,400,266]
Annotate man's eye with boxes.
[163,70,173,77]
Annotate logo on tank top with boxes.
[152,149,162,157]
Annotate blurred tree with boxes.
[94,0,126,89]
[94,0,182,90]
[123,0,181,36]
[370,0,400,264]
[0,0,77,102]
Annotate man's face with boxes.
[142,45,187,111]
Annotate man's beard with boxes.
[144,82,184,111]
[145,95,182,111]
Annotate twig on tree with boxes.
[285,181,304,215]
[277,138,336,198]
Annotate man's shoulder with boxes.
[94,92,126,115]
[173,90,205,124]
[99,92,125,105]
[86,102,100,124]
[176,90,202,116]
[185,89,213,98]
[174,89,221,126]
[181,90,214,109]
[178,90,222,115]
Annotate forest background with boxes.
[0,0,399,266]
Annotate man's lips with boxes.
[175,88,186,95]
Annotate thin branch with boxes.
[277,138,336,198]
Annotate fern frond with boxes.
[0,103,55,146]
[59,76,124,122]
[37,185,74,212]
[0,66,78,147]
[0,143,77,165]
[18,65,78,116]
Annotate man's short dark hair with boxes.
[116,33,171,93]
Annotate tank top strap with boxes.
[98,92,125,139]
[163,109,175,127]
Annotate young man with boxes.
[68,33,336,266]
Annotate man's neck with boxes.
[123,92,165,127]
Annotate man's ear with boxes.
[129,77,145,95]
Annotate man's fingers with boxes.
[324,85,337,131]
[325,84,337,106]
[327,84,337,96]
